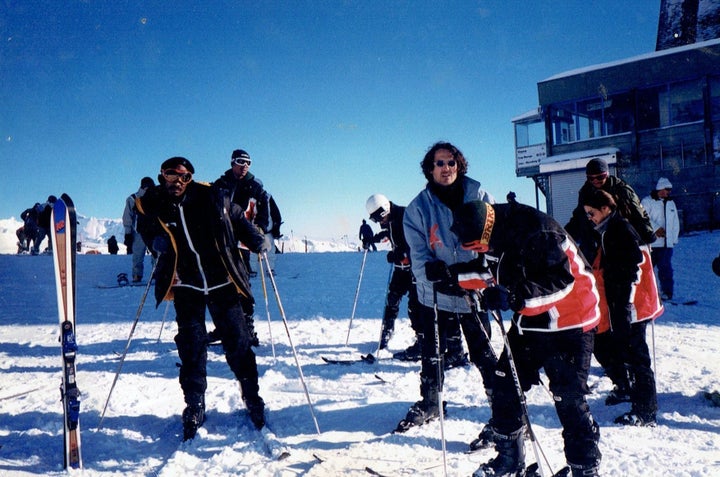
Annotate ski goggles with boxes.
[369,207,388,223]
[162,169,193,184]
[232,158,252,167]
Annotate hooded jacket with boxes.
[641,192,680,249]
[455,203,601,333]
[136,181,264,306]
[591,211,664,332]
[404,176,494,312]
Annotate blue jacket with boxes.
[403,176,494,312]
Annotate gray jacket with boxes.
[403,176,494,312]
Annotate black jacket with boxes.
[373,203,411,265]
[214,170,271,233]
[136,181,264,306]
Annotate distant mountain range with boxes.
[0,216,363,255]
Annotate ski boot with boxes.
[393,339,421,361]
[444,351,470,369]
[244,395,265,429]
[472,427,525,477]
[568,462,600,477]
[117,273,129,287]
[468,423,495,452]
[182,401,206,441]
[614,410,656,427]
[394,399,446,433]
[604,385,631,406]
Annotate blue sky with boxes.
[1,1,660,240]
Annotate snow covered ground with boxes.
[1,231,719,476]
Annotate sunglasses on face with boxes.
[162,169,193,184]
[232,158,252,167]
[586,173,608,182]
[434,160,457,168]
[369,208,387,223]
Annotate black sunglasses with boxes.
[434,160,457,168]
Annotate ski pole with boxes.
[345,247,368,345]
[373,262,395,356]
[156,300,171,344]
[262,252,321,435]
[489,309,554,477]
[257,254,277,361]
[97,260,158,430]
[432,286,448,477]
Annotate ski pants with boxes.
[489,325,601,468]
[383,266,421,334]
[173,285,260,405]
[130,230,150,280]
[418,304,497,404]
[651,247,674,298]
[600,283,658,418]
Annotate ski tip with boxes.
[361,353,375,363]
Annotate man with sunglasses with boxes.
[566,158,655,264]
[396,142,498,451]
[214,149,272,278]
[136,156,268,440]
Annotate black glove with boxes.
[270,226,281,238]
[386,250,396,263]
[124,233,134,249]
[425,260,464,296]
[481,286,524,312]
[425,260,452,283]
[152,235,170,254]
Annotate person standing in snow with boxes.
[123,177,155,282]
[452,199,602,477]
[565,158,655,264]
[365,194,423,360]
[397,141,498,451]
[359,219,377,251]
[583,189,662,427]
[214,149,272,277]
[641,177,680,301]
[135,156,268,440]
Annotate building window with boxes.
[549,91,634,145]
[710,76,720,121]
[669,79,703,125]
[515,120,545,148]
[637,85,665,130]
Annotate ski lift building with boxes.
[514,39,720,231]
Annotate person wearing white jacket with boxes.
[641,177,680,300]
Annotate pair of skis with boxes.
[50,194,82,469]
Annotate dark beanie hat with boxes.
[231,149,251,161]
[586,158,609,175]
[161,156,195,173]
[140,177,155,188]
[451,200,496,248]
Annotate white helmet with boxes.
[366,194,390,222]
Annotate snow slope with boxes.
[1,232,719,476]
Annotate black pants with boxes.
[173,285,260,405]
[490,325,601,467]
[383,267,421,334]
[417,303,497,404]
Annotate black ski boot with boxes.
[472,427,526,477]
[244,395,265,429]
[469,423,495,452]
[182,400,206,441]
[379,310,395,350]
[604,385,631,406]
[394,399,446,433]
[393,338,422,361]
[240,378,265,429]
[568,461,600,476]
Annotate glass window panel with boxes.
[670,80,704,125]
